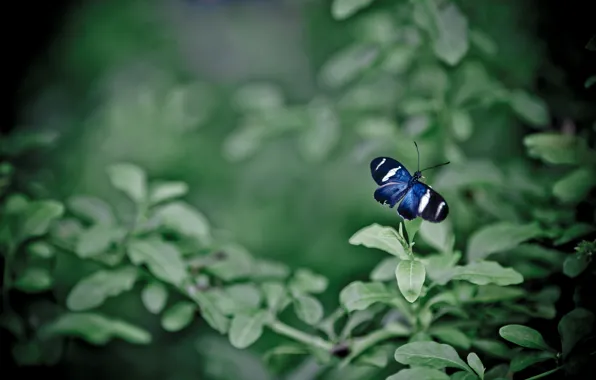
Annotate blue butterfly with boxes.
[370,142,450,223]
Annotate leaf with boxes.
[188,291,229,334]
[207,244,253,281]
[75,224,123,258]
[331,0,374,20]
[467,353,484,379]
[394,341,472,372]
[349,224,407,259]
[450,372,478,380]
[149,181,189,205]
[298,99,340,162]
[251,259,290,280]
[127,238,189,286]
[585,75,596,89]
[434,160,504,190]
[319,44,379,89]
[261,282,288,313]
[446,261,523,286]
[26,241,54,259]
[499,325,554,351]
[563,253,591,278]
[233,83,284,111]
[293,295,324,325]
[472,340,512,360]
[67,195,116,225]
[66,267,138,311]
[40,312,151,345]
[395,260,426,303]
[450,109,473,142]
[524,133,590,165]
[553,168,596,203]
[473,285,525,303]
[510,351,554,372]
[429,327,471,350]
[467,222,542,261]
[555,224,595,246]
[106,163,147,204]
[432,2,469,66]
[339,281,393,312]
[13,267,53,293]
[370,257,400,281]
[161,302,195,332]
[18,200,64,241]
[508,90,549,127]
[153,201,210,243]
[141,281,168,314]
[420,220,454,253]
[289,268,328,294]
[558,308,595,359]
[228,311,267,349]
[387,367,449,380]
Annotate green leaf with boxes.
[420,220,454,253]
[467,222,542,261]
[331,0,374,20]
[432,2,469,66]
[319,44,379,89]
[233,83,284,111]
[524,133,590,165]
[13,267,53,293]
[429,327,471,350]
[585,75,596,89]
[387,367,449,380]
[67,195,116,225]
[188,291,229,334]
[106,163,147,204]
[298,99,340,162]
[349,224,407,259]
[467,353,484,379]
[293,295,324,325]
[395,260,426,303]
[434,160,504,190]
[251,259,290,280]
[18,200,64,241]
[141,281,168,314]
[510,351,554,372]
[553,168,596,203]
[75,224,123,258]
[499,325,553,351]
[339,281,393,312]
[228,311,267,349]
[450,109,473,142]
[26,241,54,259]
[472,340,512,360]
[450,372,478,380]
[40,312,151,345]
[508,90,549,127]
[264,344,308,370]
[403,218,423,243]
[161,302,195,332]
[446,261,523,286]
[473,285,525,303]
[127,238,189,286]
[149,181,189,205]
[558,308,595,359]
[370,257,400,281]
[563,253,591,278]
[207,244,253,281]
[289,268,328,294]
[394,341,472,372]
[555,224,595,246]
[66,267,138,311]
[153,201,210,243]
[261,282,288,313]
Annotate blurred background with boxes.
[4,0,595,379]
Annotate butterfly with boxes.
[370,142,450,223]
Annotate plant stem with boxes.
[267,320,333,352]
[338,327,402,368]
[524,366,563,380]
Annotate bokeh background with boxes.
[4,0,595,379]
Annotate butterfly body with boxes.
[370,156,449,223]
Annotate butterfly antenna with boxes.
[421,161,451,173]
[414,141,420,172]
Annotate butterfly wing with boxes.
[370,157,412,186]
[373,182,409,208]
[397,182,449,223]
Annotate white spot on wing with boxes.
[418,189,431,213]
[375,158,386,171]
[436,201,445,218]
[381,166,401,182]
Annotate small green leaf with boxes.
[432,2,469,66]
[149,181,188,205]
[387,367,449,380]
[467,222,542,261]
[510,351,554,372]
[40,312,151,345]
[563,252,591,278]
[153,201,210,243]
[508,90,549,127]
[106,163,147,204]
[499,325,553,351]
[420,220,454,253]
[188,291,229,334]
[467,353,484,379]
[472,340,512,360]
[13,267,53,293]
[251,259,290,280]
[394,341,472,372]
[228,311,267,349]
[261,282,288,313]
[26,242,54,259]
[450,109,473,141]
[524,132,590,165]
[161,302,195,332]
[339,281,393,312]
[264,344,308,370]
[319,44,378,89]
[585,75,596,89]
[207,244,253,281]
[67,195,115,225]
[298,99,340,162]
[473,285,525,303]
[66,267,138,311]
[233,83,284,111]
[558,308,595,359]
[446,261,523,286]
[429,327,471,350]
[127,238,189,286]
[555,224,595,246]
[349,224,407,259]
[293,295,324,325]
[395,260,426,303]
[75,224,123,258]
[289,268,328,294]
[553,168,596,203]
[18,200,64,241]
[450,372,478,380]
[370,257,400,281]
[403,218,423,243]
[141,281,168,314]
[331,0,374,20]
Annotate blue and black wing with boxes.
[397,182,449,223]
[370,157,412,186]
